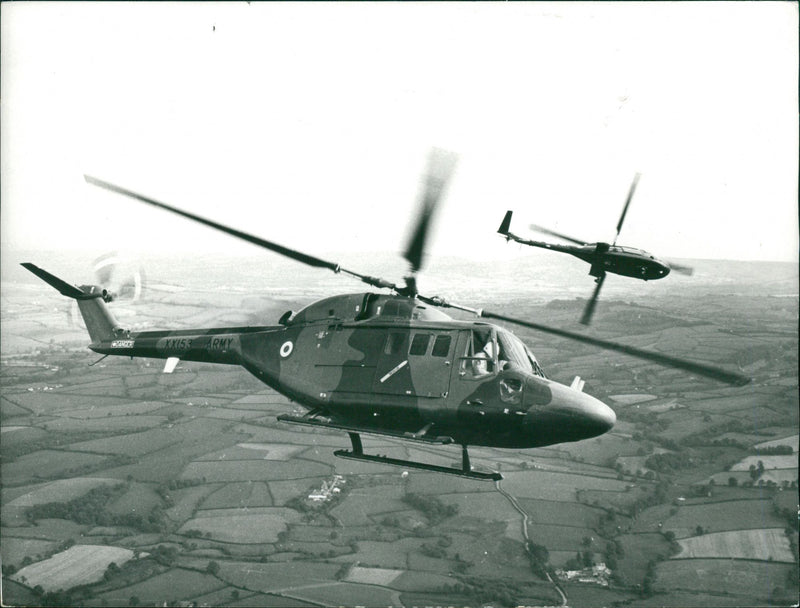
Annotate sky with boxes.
[2,2,798,269]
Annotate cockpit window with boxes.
[460,329,496,377]
[525,345,546,378]
[380,300,413,318]
[497,329,546,377]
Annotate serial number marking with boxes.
[111,340,134,348]
[164,338,193,350]
[162,337,234,351]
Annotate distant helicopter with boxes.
[23,152,745,481]
[498,174,694,325]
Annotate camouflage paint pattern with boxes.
[83,288,615,449]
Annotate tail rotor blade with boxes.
[613,172,640,246]
[580,273,606,325]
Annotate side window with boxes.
[431,335,451,357]
[459,329,496,377]
[384,332,405,355]
[409,333,431,356]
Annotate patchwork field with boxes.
[674,528,794,562]
[2,267,796,607]
[655,559,794,600]
[345,565,404,585]
[178,507,301,543]
[657,499,786,538]
[98,568,226,605]
[10,545,136,592]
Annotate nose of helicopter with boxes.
[525,382,616,444]
[583,395,617,435]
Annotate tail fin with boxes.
[22,263,124,343]
[498,211,513,236]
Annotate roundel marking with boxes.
[280,341,294,358]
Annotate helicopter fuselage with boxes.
[570,243,671,281]
[517,238,671,281]
[91,291,616,449]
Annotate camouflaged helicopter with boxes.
[22,151,747,481]
[498,174,694,325]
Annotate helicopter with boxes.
[498,173,694,325]
[22,151,747,481]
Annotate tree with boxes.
[207,560,220,576]
[728,477,738,487]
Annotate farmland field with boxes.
[655,559,794,600]
[0,537,60,568]
[345,565,403,585]
[98,568,226,605]
[10,545,135,592]
[754,434,798,451]
[216,560,341,592]
[658,499,786,537]
[287,582,398,607]
[2,450,110,481]
[501,470,629,501]
[4,477,122,508]
[331,538,424,568]
[178,507,301,543]
[674,528,794,561]
[199,481,274,509]
[180,458,331,482]
[731,455,798,471]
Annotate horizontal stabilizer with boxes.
[570,376,586,392]
[163,357,180,373]
[21,263,95,299]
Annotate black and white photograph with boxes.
[1,2,797,607]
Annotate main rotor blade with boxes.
[84,176,398,292]
[404,148,458,274]
[414,291,749,386]
[613,172,640,246]
[580,273,606,325]
[528,224,588,246]
[479,309,749,386]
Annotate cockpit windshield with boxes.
[497,329,546,378]
[616,246,648,255]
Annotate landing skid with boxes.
[277,413,502,481]
[336,435,502,481]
